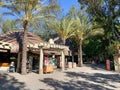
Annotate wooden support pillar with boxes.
[29,56,33,72]
[61,50,65,71]
[7,50,10,63]
[72,52,74,68]
[39,48,44,74]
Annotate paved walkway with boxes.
[0,64,120,90]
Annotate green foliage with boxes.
[68,6,92,40]
[1,0,60,30]
[78,0,120,61]
[78,0,120,39]
[83,33,104,56]
[2,19,16,33]
[46,16,75,44]
[107,43,116,56]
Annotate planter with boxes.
[72,62,77,68]
[68,62,72,68]
[43,65,54,73]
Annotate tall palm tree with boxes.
[1,0,60,75]
[69,7,92,67]
[46,16,75,69]
[47,16,75,45]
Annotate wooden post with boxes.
[7,50,10,63]
[72,52,74,68]
[29,56,33,72]
[39,48,43,74]
[61,50,65,70]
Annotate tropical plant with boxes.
[68,6,92,67]
[2,19,16,33]
[47,16,75,45]
[83,28,104,57]
[78,0,120,61]
[1,0,60,75]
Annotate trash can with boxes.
[68,62,72,68]
[72,62,77,68]
[106,59,110,70]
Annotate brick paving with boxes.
[0,64,120,90]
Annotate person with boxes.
[44,57,49,66]
[9,61,15,72]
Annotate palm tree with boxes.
[47,16,75,45]
[1,0,60,75]
[69,7,92,67]
[46,16,75,69]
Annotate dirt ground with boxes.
[0,64,120,90]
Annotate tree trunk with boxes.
[78,38,83,67]
[21,20,29,75]
[61,50,65,70]
[16,52,21,73]
[61,38,66,68]
[62,38,66,45]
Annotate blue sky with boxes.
[0,0,79,32]
[0,0,79,20]
[59,0,79,14]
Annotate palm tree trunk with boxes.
[78,38,83,67]
[61,38,66,69]
[21,20,29,75]
[62,38,66,45]
[16,52,21,73]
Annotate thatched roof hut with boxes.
[0,30,47,53]
[0,30,69,55]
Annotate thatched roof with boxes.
[0,41,11,50]
[0,30,70,55]
[0,30,47,53]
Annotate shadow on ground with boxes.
[64,71,119,90]
[84,63,107,70]
[0,73,26,90]
[40,77,114,90]
[40,64,120,90]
